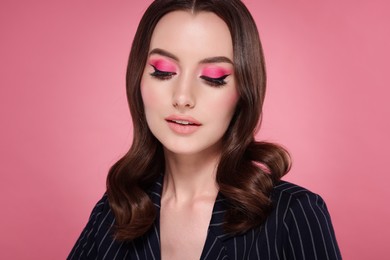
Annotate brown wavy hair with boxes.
[107,0,291,241]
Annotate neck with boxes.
[162,149,220,203]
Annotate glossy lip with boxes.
[165,115,202,135]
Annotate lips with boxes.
[167,119,198,125]
[165,115,201,125]
[165,115,201,134]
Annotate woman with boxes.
[69,0,341,259]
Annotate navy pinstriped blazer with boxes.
[68,175,341,259]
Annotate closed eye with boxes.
[200,74,230,87]
[150,65,177,80]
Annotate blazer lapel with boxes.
[200,195,230,260]
[143,175,164,260]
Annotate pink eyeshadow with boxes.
[201,67,232,78]
[149,58,176,72]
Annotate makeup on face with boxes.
[141,11,238,156]
[149,57,178,80]
[147,50,234,87]
[149,58,177,73]
[200,66,232,87]
[165,115,202,135]
[201,66,232,79]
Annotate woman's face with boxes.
[141,11,239,157]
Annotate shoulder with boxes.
[270,180,332,236]
[273,180,319,198]
[84,193,113,230]
[68,194,116,259]
[266,180,342,259]
[91,193,110,214]
[271,180,327,211]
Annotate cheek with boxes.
[140,82,149,106]
[212,91,239,117]
[140,79,158,109]
[140,81,160,131]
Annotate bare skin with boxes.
[160,151,219,259]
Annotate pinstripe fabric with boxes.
[68,177,341,259]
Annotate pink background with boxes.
[1,0,389,259]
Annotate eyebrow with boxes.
[149,48,179,61]
[199,56,233,65]
[149,48,233,65]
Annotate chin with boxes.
[163,144,204,156]
[161,139,222,158]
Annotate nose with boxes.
[172,76,196,110]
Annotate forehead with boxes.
[149,11,233,61]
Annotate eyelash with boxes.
[150,65,176,80]
[200,75,229,87]
[150,65,230,87]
